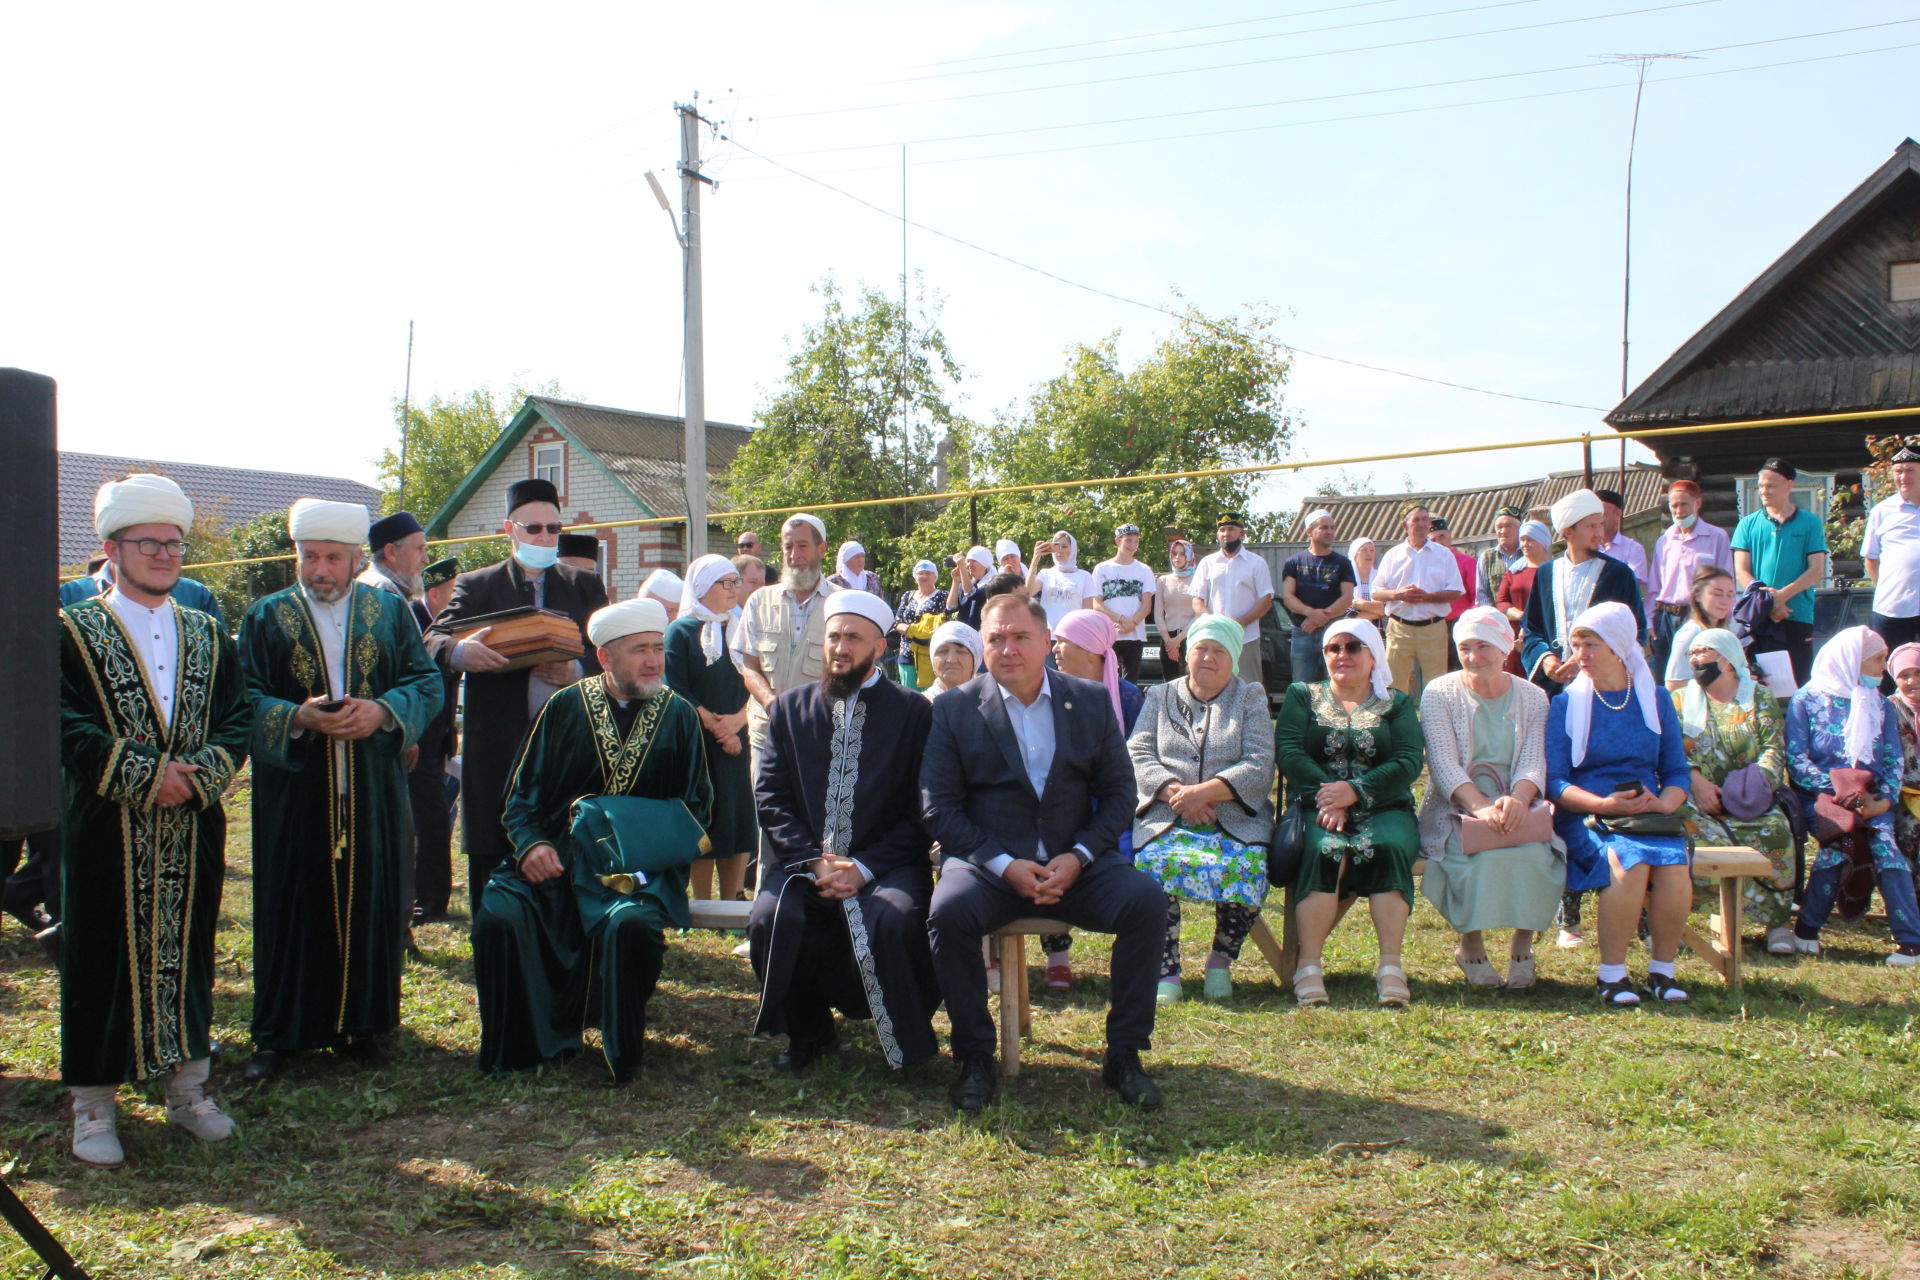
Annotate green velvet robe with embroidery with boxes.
[474,677,710,1075]
[58,597,252,1087]
[238,583,444,1051]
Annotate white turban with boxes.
[930,619,984,671]
[783,513,827,542]
[1550,488,1603,535]
[966,546,994,572]
[95,473,193,541]
[1452,605,1515,655]
[1563,601,1661,766]
[826,589,894,638]
[589,597,669,646]
[1303,508,1334,533]
[1322,617,1391,701]
[288,498,369,545]
[1519,519,1553,551]
[639,567,684,602]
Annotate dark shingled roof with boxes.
[59,452,379,570]
[523,397,752,517]
[1289,465,1666,545]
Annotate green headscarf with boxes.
[1185,613,1245,658]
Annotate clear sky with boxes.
[7,1,1915,528]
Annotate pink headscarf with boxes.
[1054,608,1124,728]
[1892,642,1920,679]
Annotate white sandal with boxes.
[1376,964,1410,1008]
[1454,950,1504,987]
[1293,962,1328,1007]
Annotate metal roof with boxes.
[1288,464,1666,546]
[59,452,379,570]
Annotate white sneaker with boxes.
[1556,929,1584,950]
[1765,927,1795,956]
[70,1088,124,1168]
[165,1058,235,1142]
[731,940,752,958]
[1886,950,1920,968]
[1792,934,1821,956]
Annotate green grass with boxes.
[4,779,1919,1278]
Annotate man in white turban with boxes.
[472,592,710,1082]
[747,590,939,1073]
[56,474,255,1166]
[60,473,227,625]
[235,498,445,1083]
[638,567,686,620]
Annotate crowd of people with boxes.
[39,447,1920,1166]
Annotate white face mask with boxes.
[1675,513,1698,530]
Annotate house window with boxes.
[1893,261,1920,303]
[533,444,564,490]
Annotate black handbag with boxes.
[1269,799,1312,885]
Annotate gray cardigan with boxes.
[1127,676,1276,847]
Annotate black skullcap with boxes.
[1759,457,1797,481]
[1892,444,1920,465]
[1216,511,1249,528]
[557,533,600,559]
[1594,489,1625,509]
[506,477,560,513]
[368,510,423,552]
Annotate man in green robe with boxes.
[60,473,254,1168]
[237,499,444,1082]
[475,597,711,1083]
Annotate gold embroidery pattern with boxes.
[350,586,382,699]
[273,597,322,695]
[580,678,672,795]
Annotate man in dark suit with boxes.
[921,593,1166,1112]
[424,479,608,911]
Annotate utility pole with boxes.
[677,101,716,560]
[1606,53,1695,400]
[397,319,414,507]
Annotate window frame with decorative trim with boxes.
[532,442,565,495]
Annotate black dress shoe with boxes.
[242,1050,285,1083]
[33,925,61,967]
[339,1038,390,1066]
[775,1033,839,1075]
[948,1054,997,1113]
[1101,1049,1162,1110]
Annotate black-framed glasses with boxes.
[1323,639,1367,656]
[512,521,566,536]
[113,537,190,559]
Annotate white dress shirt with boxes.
[1189,548,1276,641]
[1864,494,1920,619]
[1371,540,1464,622]
[983,679,1092,878]
[105,590,179,728]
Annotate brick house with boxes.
[425,396,752,600]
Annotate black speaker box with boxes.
[1,369,61,839]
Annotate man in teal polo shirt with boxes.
[1731,456,1827,683]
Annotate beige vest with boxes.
[743,581,839,742]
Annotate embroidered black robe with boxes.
[238,583,444,1051]
[58,598,252,1086]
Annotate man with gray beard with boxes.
[237,499,444,1083]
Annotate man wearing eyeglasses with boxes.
[58,525,227,630]
[424,477,609,911]
[59,473,253,1167]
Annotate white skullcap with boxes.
[288,498,370,545]
[994,538,1022,561]
[783,513,827,542]
[95,473,193,541]
[1302,508,1334,531]
[589,597,669,646]
[640,567,684,601]
[1550,488,1603,535]
[1452,605,1515,655]
[966,546,994,572]
[826,589,895,637]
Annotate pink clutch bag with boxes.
[1454,801,1555,855]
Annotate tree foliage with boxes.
[911,306,1295,561]
[375,380,562,523]
[723,278,970,591]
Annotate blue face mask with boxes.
[514,540,559,572]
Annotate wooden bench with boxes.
[686,898,752,930]
[1681,844,1775,990]
[992,912,1292,1078]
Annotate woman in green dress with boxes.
[665,554,752,902]
[1276,617,1426,1008]
[1671,626,1797,953]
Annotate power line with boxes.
[718,136,1609,413]
[753,16,1920,160]
[718,36,1920,184]
[758,0,1726,121]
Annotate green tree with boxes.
[912,305,1295,562]
[375,379,561,523]
[723,278,971,593]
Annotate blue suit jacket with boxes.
[919,668,1135,870]
[1520,553,1646,679]
[59,572,227,630]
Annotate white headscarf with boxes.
[1519,520,1553,554]
[1452,605,1514,655]
[679,553,737,662]
[1678,627,1755,739]
[929,619,984,677]
[1563,601,1662,766]
[1049,530,1079,572]
[1322,617,1390,701]
[993,538,1027,574]
[1805,625,1889,767]
[966,545,994,573]
[834,540,868,583]
[1347,536,1376,577]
